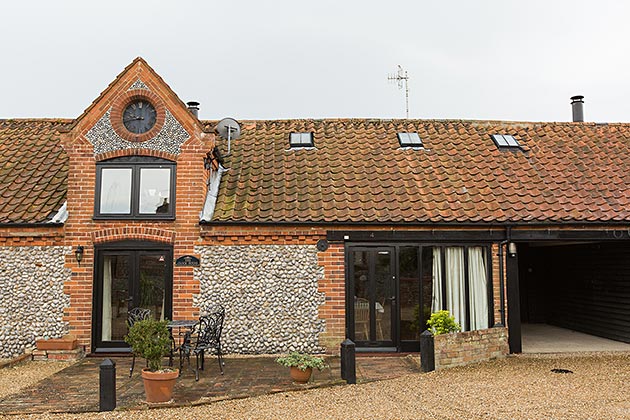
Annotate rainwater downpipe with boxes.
[496,227,511,327]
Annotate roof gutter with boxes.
[199,219,630,228]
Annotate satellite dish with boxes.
[215,117,241,141]
[215,117,241,155]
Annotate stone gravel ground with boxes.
[0,360,73,400]
[1,352,629,420]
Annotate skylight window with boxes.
[289,132,314,148]
[397,132,423,148]
[491,134,520,148]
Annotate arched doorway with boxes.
[92,240,173,352]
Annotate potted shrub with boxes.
[426,310,461,335]
[276,352,328,384]
[125,318,178,403]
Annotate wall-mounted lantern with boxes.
[75,246,84,265]
[508,242,517,258]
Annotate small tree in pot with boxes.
[276,352,328,384]
[125,318,178,403]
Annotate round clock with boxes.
[122,99,157,134]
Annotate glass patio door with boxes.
[349,247,396,347]
[94,242,172,352]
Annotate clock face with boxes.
[122,99,157,134]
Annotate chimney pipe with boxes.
[570,95,584,122]
[187,101,200,118]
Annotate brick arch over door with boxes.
[92,227,176,244]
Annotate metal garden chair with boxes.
[180,305,225,381]
[127,307,152,377]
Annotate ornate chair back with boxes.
[127,307,152,377]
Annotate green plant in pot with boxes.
[276,352,328,384]
[426,310,461,335]
[125,318,178,403]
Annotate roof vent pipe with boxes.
[570,95,584,122]
[187,101,200,118]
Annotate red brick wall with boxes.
[434,327,509,369]
[316,243,346,351]
[0,226,64,246]
[58,60,215,350]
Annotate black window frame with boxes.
[94,156,176,220]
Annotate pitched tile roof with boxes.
[208,119,630,224]
[0,119,69,224]
[4,117,630,226]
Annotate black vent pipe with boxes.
[571,95,584,122]
[187,101,200,118]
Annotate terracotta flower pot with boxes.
[141,368,179,403]
[289,366,312,384]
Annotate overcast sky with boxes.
[1,1,629,123]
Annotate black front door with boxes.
[348,247,397,348]
[93,241,172,352]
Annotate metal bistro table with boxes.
[167,319,196,371]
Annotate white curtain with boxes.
[431,247,443,313]
[445,247,466,331]
[468,247,489,330]
[101,256,112,341]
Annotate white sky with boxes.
[1,1,629,122]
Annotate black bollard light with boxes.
[420,330,435,372]
[99,358,116,411]
[340,339,356,384]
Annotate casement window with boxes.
[426,246,491,331]
[95,156,176,219]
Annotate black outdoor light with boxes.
[75,246,84,265]
[508,242,517,258]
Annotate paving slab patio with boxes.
[0,354,419,415]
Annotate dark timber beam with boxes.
[506,249,522,353]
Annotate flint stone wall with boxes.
[195,245,326,354]
[0,246,71,358]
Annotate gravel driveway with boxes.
[1,352,628,420]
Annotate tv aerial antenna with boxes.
[215,117,241,155]
[388,65,410,119]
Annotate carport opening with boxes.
[518,242,630,352]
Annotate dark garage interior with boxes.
[518,241,630,344]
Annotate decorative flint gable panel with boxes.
[85,80,190,156]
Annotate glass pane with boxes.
[445,247,466,331]
[505,135,519,147]
[139,168,171,214]
[468,247,489,330]
[102,255,130,341]
[422,247,436,329]
[399,247,420,340]
[353,251,370,341]
[139,254,166,321]
[375,251,392,342]
[100,168,132,214]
